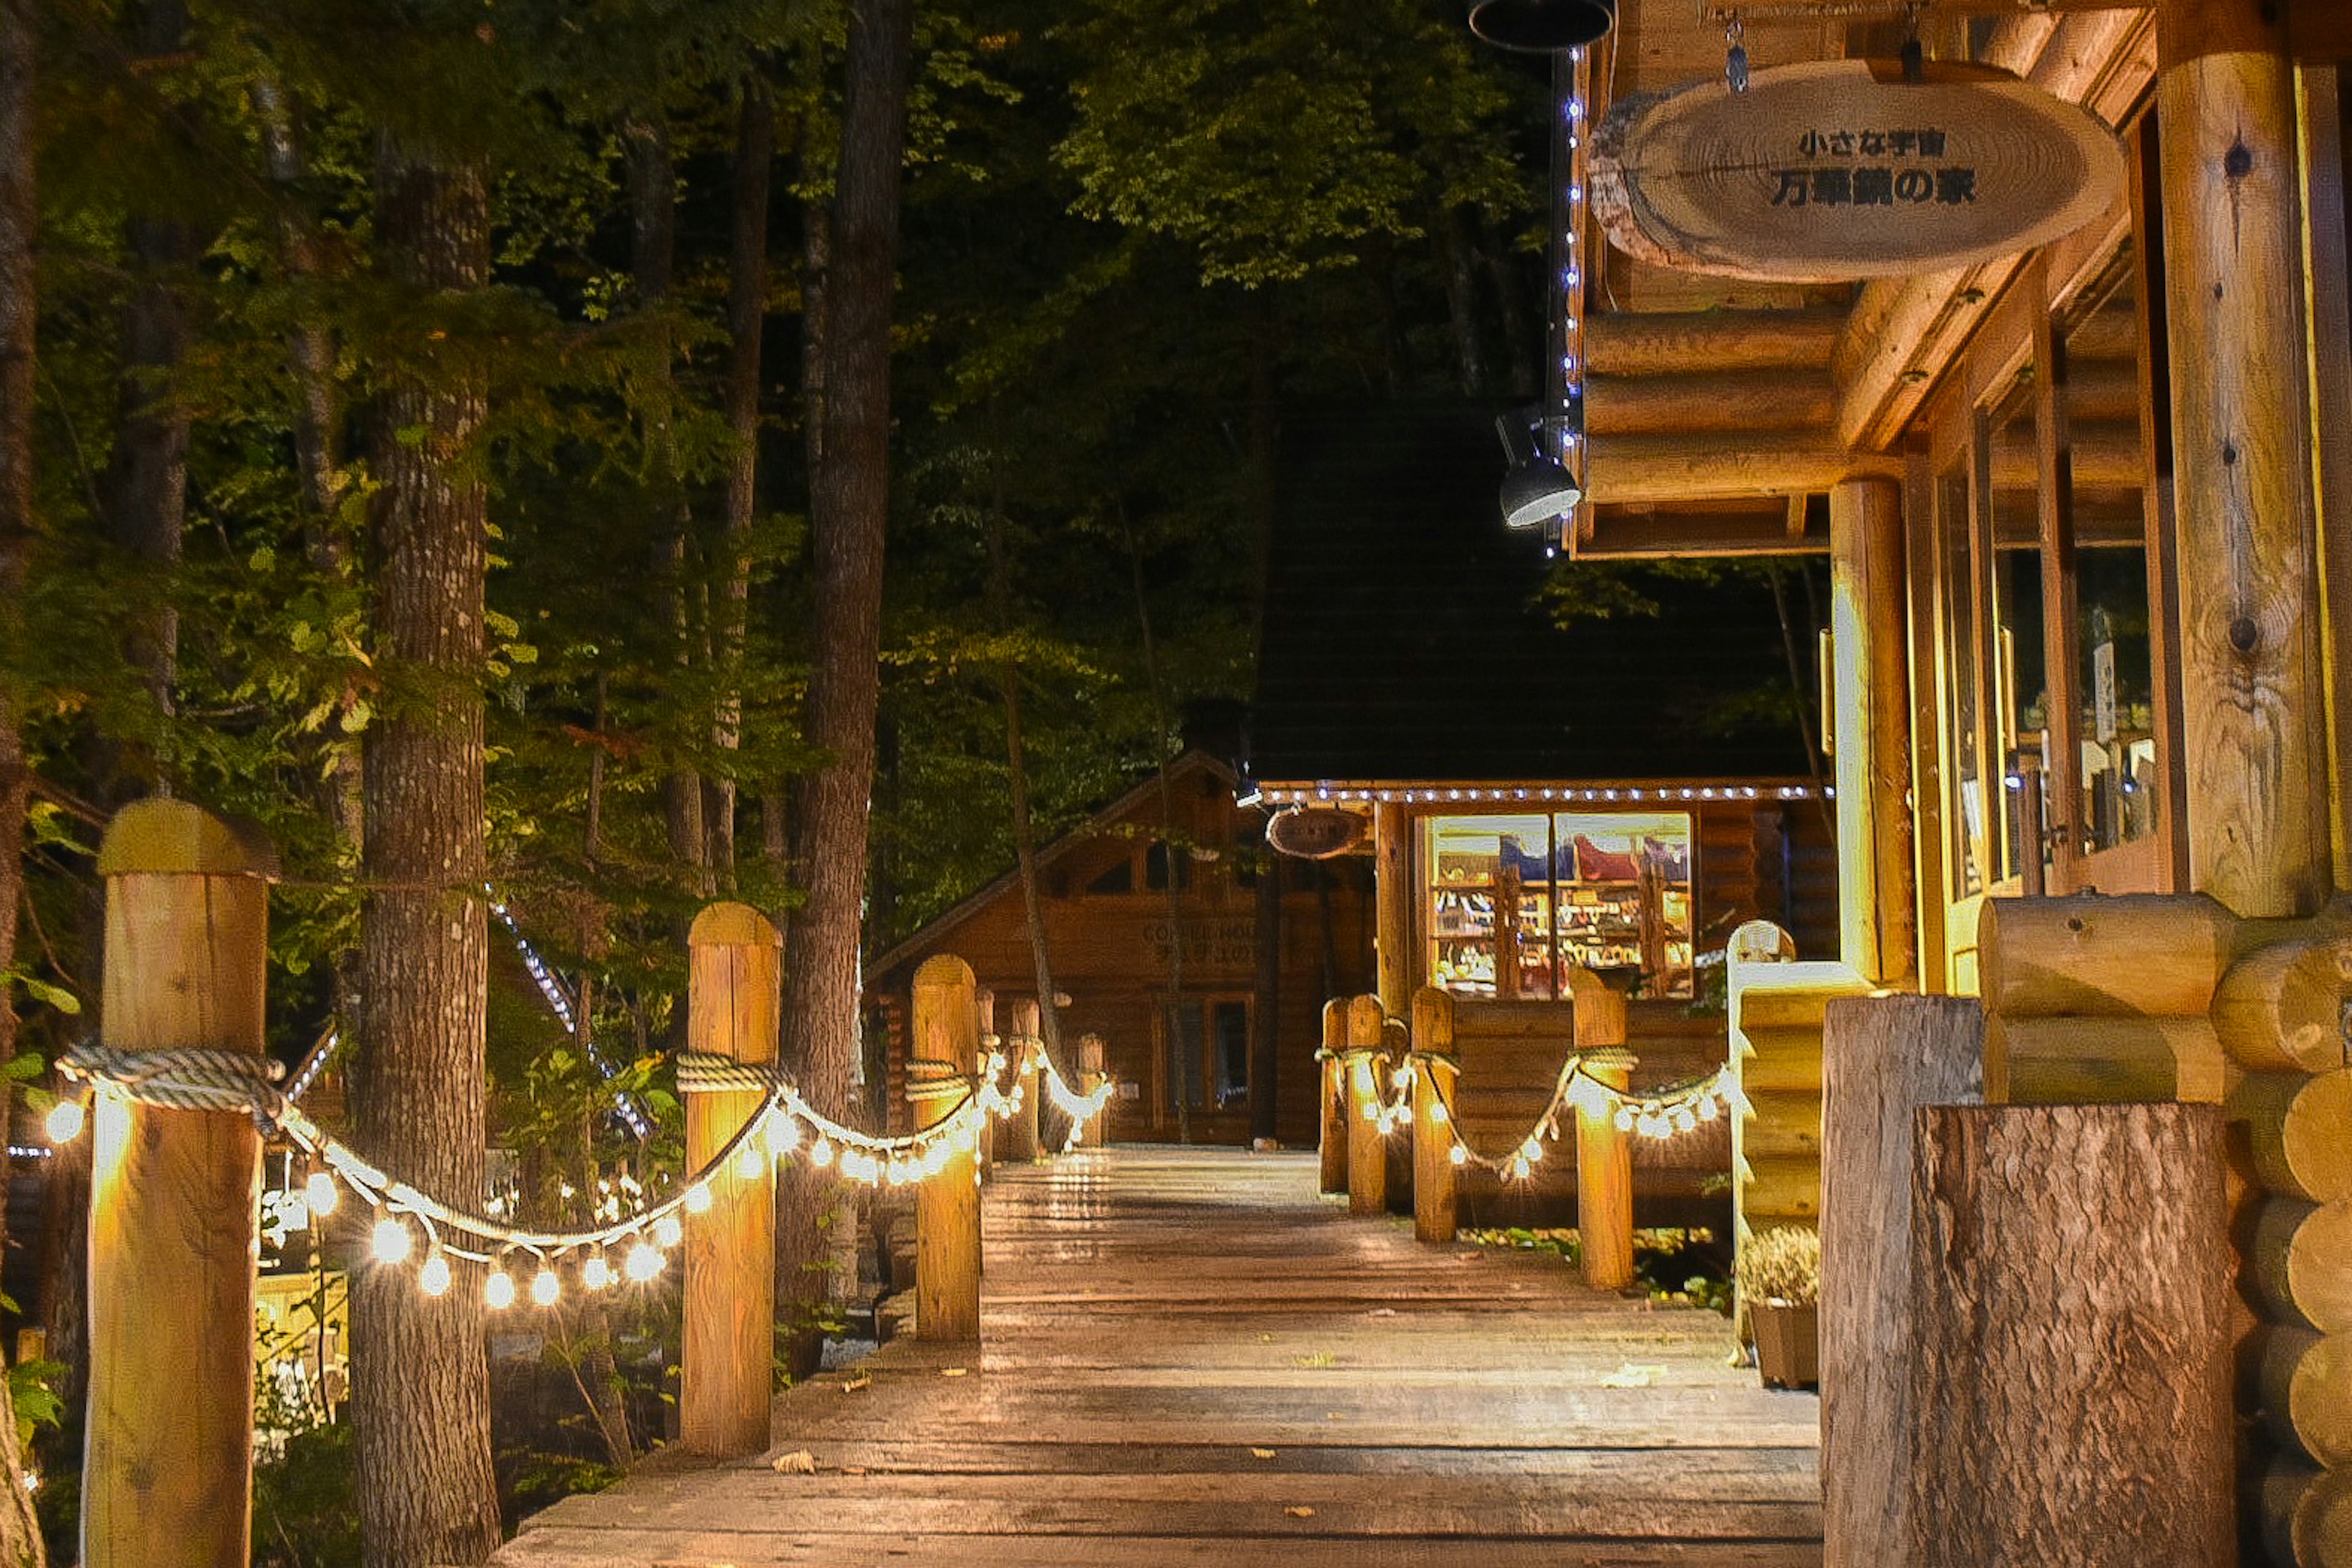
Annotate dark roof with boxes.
[1248,402,1816,786]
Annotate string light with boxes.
[371,1218,413,1266]
[582,1253,612,1291]
[624,1242,663,1283]
[43,1099,85,1145]
[419,1251,453,1297]
[530,1266,562,1307]
[304,1168,339,1217]
[484,1270,516,1310]
[683,1182,713,1215]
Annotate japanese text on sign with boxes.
[1769,166,1978,206]
[1797,127,1948,158]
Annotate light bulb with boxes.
[484,1270,516,1310]
[304,1169,339,1216]
[1697,1096,1719,1122]
[43,1100,84,1145]
[371,1218,413,1265]
[530,1267,560,1307]
[683,1182,712,1215]
[1674,1108,1697,1133]
[583,1254,612,1291]
[653,1213,682,1248]
[625,1242,663,1282]
[1449,1145,1468,1167]
[736,1144,764,1181]
[1430,1102,1449,1125]
[1615,1107,1635,1133]
[767,1115,800,1156]
[419,1252,453,1297]
[811,1137,834,1168]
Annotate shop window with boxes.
[1166,997,1250,1111]
[2064,260,2161,859]
[1987,376,2053,886]
[1425,812,1694,1000]
[1086,858,1134,896]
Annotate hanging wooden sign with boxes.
[1591,60,2126,283]
[1265,807,1368,860]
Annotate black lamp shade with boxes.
[1468,0,1616,52]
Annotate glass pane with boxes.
[1169,1000,1204,1110]
[1555,810,1694,999]
[1941,466,1985,898]
[2065,261,2160,855]
[1212,1001,1250,1107]
[1430,815,1541,997]
[1989,377,2052,884]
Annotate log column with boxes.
[1318,1000,1348,1195]
[998,998,1041,1164]
[682,902,780,1458]
[86,799,275,1568]
[2158,0,2331,918]
[1828,476,1918,985]
[911,955,981,1342]
[1820,995,1984,1568]
[1575,1048,1636,1290]
[1374,803,1413,1018]
[1909,1102,2233,1566]
[1076,1031,1109,1149]
[1410,987,1459,1244]
[1345,993,1388,1216]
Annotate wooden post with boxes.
[911,955,981,1342]
[87,799,276,1568]
[1345,993,1388,1216]
[1828,475,1918,985]
[1410,988,1458,1244]
[1319,1000,1348,1196]
[1493,858,1522,1001]
[1076,1032,1109,1149]
[1819,995,1985,1568]
[997,998,1041,1163]
[1374,803,1413,1019]
[681,902,780,1458]
[972,987,993,1181]
[1909,1103,2234,1566]
[1574,1047,1635,1290]
[2158,0,2332,918]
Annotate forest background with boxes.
[0,1,1813,1564]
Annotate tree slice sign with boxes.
[1265,807,1368,859]
[1591,60,2126,283]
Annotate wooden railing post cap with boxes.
[96,798,279,880]
[688,901,780,949]
[915,952,977,989]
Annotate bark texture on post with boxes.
[1345,994,1389,1216]
[2158,0,2331,918]
[1819,995,1984,1568]
[1319,1000,1348,1195]
[998,998,1041,1163]
[1828,477,1917,985]
[682,903,780,1459]
[912,956,981,1342]
[85,801,271,1568]
[1575,1050,1635,1291]
[1909,1103,2234,1567]
[353,135,502,1568]
[1076,1032,1109,1149]
[1410,987,1458,1245]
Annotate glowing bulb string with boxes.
[1000,1031,1114,1151]
[1417,1055,1751,1179]
[53,1038,1039,1303]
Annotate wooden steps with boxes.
[491,1148,1822,1567]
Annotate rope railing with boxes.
[51,1035,1036,1306]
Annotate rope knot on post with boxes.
[674,1051,783,1095]
[59,1041,288,1127]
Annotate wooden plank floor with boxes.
[494,1148,1823,1568]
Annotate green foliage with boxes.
[253,1422,361,1568]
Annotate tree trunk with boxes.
[352,135,502,1568]
[1441,206,1488,398]
[627,115,712,902]
[776,0,913,1376]
[1909,1102,2234,1567]
[1820,995,1983,1568]
[708,76,774,883]
[1123,508,1187,1140]
[0,0,48,1559]
[985,513,1064,1074]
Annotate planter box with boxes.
[1751,1299,1818,1389]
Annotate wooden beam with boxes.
[1829,477,1918,984]
[2297,64,2352,897]
[1586,369,1836,437]
[1579,510,1831,557]
[2159,0,2332,917]
[1373,803,1412,1018]
[1583,308,1845,376]
[1585,433,1902,506]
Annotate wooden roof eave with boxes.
[1246,778,1826,808]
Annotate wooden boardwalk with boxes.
[495,1147,1823,1567]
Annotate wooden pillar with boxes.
[1575,1048,1636,1290]
[1820,995,1985,1568]
[1829,475,1918,985]
[997,998,1041,1164]
[1318,1000,1348,1195]
[1076,1032,1109,1149]
[86,799,274,1568]
[1410,987,1458,1243]
[1374,803,1413,1019]
[2158,0,2332,918]
[1345,993,1388,1216]
[1909,1103,2233,1566]
[681,902,780,1458]
[971,987,993,1180]
[911,955,981,1342]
